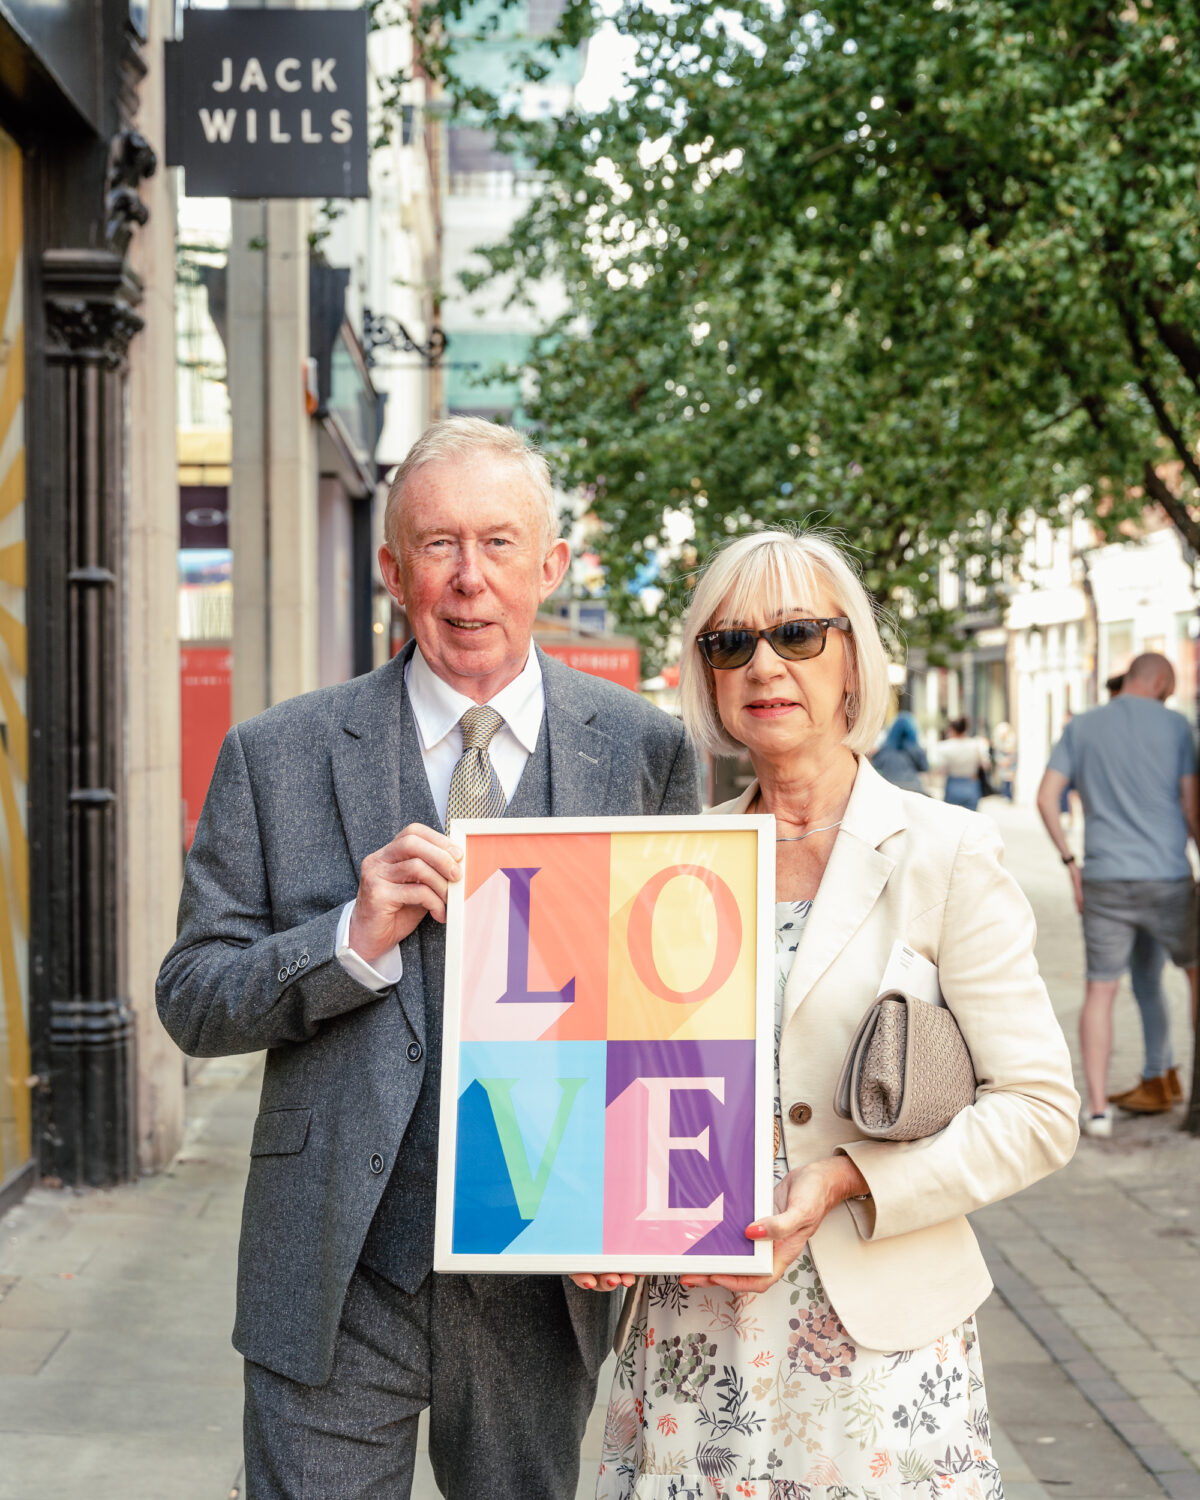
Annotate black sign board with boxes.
[165,9,368,199]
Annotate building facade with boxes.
[0,0,183,1200]
[1005,515,1197,803]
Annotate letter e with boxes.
[636,1076,725,1223]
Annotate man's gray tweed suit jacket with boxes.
[157,643,701,1387]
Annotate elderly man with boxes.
[1037,652,1198,1137]
[157,418,700,1499]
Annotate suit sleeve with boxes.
[156,726,387,1057]
[836,817,1080,1240]
[656,722,703,815]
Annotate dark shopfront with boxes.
[0,0,156,1201]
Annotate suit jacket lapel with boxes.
[779,759,905,1029]
[538,648,616,815]
[330,642,435,1039]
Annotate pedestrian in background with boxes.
[991,720,1017,800]
[870,709,929,793]
[1036,652,1198,1137]
[157,418,700,1500]
[1093,669,1180,1116]
[932,715,991,809]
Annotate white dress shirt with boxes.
[334,647,546,991]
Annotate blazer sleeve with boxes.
[156,726,385,1057]
[836,817,1080,1241]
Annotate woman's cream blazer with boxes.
[707,756,1077,1351]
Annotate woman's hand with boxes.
[569,1272,638,1292]
[679,1156,869,1295]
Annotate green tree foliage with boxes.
[419,1,1200,654]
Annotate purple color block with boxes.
[606,1039,757,1257]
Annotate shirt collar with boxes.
[406,645,545,754]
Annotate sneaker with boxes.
[1081,1108,1113,1138]
[1110,1075,1173,1114]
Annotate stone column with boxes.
[228,199,318,720]
[124,0,185,1174]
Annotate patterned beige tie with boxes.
[445,706,508,823]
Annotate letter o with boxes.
[626,863,742,1004]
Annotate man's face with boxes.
[379,454,570,703]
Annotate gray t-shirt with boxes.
[1047,697,1196,880]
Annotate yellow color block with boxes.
[607,828,758,1041]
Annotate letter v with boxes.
[477,1076,586,1219]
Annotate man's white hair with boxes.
[384,417,559,555]
[679,528,892,757]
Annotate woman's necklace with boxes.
[776,820,842,844]
[752,791,844,844]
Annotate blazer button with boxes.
[299,954,309,968]
[369,1153,384,1174]
[288,961,298,976]
[406,1042,423,1063]
[788,1102,813,1126]
[277,968,287,983]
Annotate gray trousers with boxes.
[244,1266,602,1500]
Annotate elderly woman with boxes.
[592,530,1078,1500]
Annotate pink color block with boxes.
[461,871,573,1041]
[603,1079,723,1256]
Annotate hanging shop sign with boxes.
[165,8,368,199]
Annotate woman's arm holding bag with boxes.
[835,817,1079,1243]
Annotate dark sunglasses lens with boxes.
[770,620,824,660]
[702,630,756,668]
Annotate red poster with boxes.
[181,647,232,848]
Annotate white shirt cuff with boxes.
[334,900,404,991]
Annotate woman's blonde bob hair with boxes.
[679,529,891,758]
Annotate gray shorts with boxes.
[1081,877,1198,980]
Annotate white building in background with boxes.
[439,0,581,426]
[1005,514,1197,803]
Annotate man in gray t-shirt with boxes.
[1037,653,1198,1135]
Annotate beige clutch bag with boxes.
[834,991,976,1141]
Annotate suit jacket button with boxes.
[299,954,309,968]
[406,1042,423,1063]
[788,1102,813,1126]
[288,961,298,976]
[277,968,287,982]
[369,1153,384,1174]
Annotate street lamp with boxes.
[361,308,447,368]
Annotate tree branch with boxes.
[1145,295,1200,399]
[1117,296,1200,497]
[1141,463,1200,556]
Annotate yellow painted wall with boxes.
[0,127,31,1187]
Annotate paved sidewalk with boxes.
[0,1051,1058,1500]
[971,802,1200,1499]
[0,801,1196,1499]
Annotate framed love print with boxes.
[434,816,775,1275]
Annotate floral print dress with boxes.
[596,902,1002,1500]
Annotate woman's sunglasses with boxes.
[696,617,852,671]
